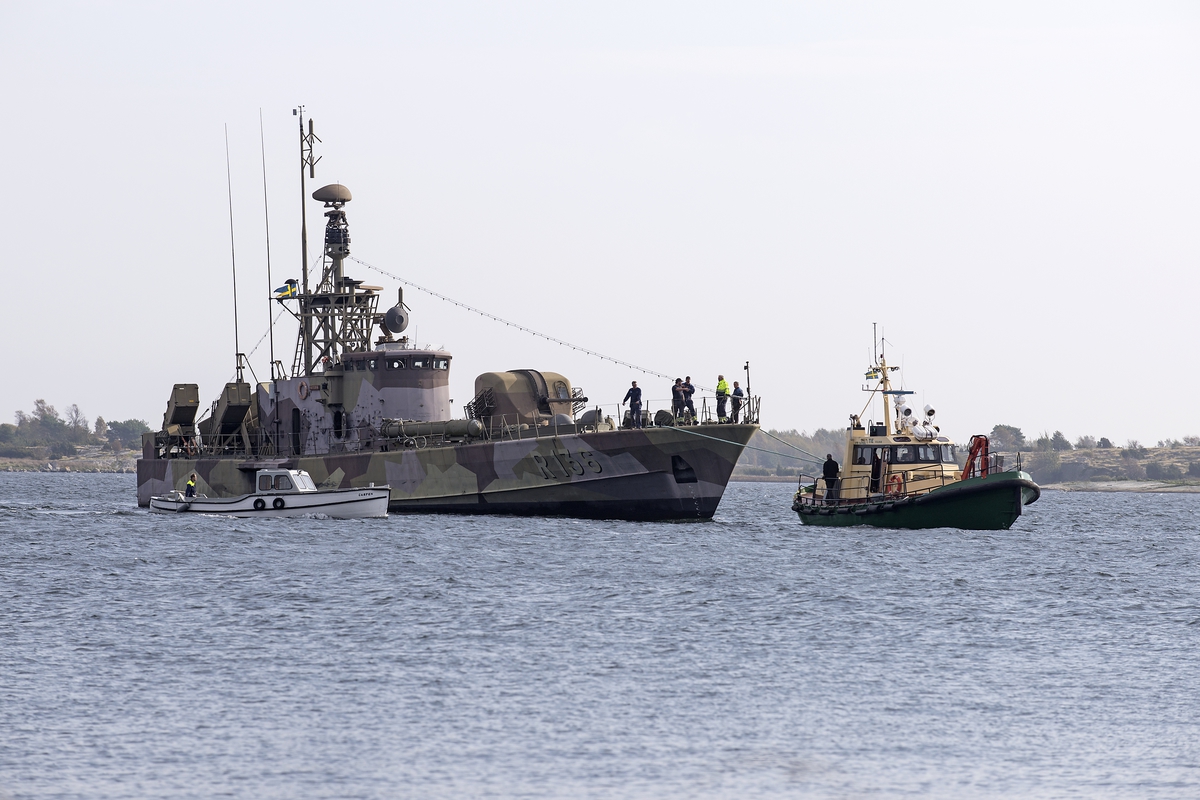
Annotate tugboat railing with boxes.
[793,456,1024,508]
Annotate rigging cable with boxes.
[755,429,827,465]
[350,255,708,389]
[668,426,825,466]
[218,306,291,390]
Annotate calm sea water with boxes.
[2,473,1199,799]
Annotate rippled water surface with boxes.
[3,473,1200,798]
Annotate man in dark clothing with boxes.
[730,381,744,423]
[682,377,696,420]
[822,454,839,502]
[185,473,198,498]
[671,378,686,420]
[622,381,643,429]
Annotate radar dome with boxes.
[312,183,352,204]
[383,305,409,334]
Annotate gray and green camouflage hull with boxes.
[138,424,757,520]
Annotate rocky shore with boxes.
[0,444,139,473]
[1043,480,1200,493]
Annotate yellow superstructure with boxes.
[824,353,961,501]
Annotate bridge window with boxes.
[853,446,884,465]
[918,445,940,462]
[433,358,449,370]
[941,445,956,462]
[412,358,428,369]
[386,358,405,370]
[892,446,916,463]
[368,358,378,370]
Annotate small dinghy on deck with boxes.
[150,469,389,519]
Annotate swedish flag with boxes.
[275,283,298,298]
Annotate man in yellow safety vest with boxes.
[715,375,730,423]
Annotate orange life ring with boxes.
[297,380,309,400]
[886,474,904,496]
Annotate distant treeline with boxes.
[737,424,1200,483]
[0,399,150,460]
[985,424,1200,453]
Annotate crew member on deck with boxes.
[822,455,840,502]
[731,381,744,423]
[672,379,687,420]
[682,377,697,421]
[622,381,643,429]
[715,375,730,422]
[185,473,197,498]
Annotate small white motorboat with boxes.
[150,469,390,519]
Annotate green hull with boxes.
[794,471,1041,531]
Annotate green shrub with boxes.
[1147,462,1183,480]
[50,442,77,458]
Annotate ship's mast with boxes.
[295,106,320,376]
[275,116,405,376]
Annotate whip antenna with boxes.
[225,124,243,382]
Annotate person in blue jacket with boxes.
[731,381,744,423]
[622,381,643,429]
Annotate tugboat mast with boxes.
[864,324,902,434]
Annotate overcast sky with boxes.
[2,2,1198,446]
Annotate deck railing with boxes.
[793,453,1023,508]
[145,393,764,461]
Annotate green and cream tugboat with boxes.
[792,347,1040,530]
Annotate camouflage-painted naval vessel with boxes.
[136,120,758,519]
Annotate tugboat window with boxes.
[274,475,293,491]
[918,445,939,462]
[941,445,956,462]
[434,358,449,370]
[892,446,916,463]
